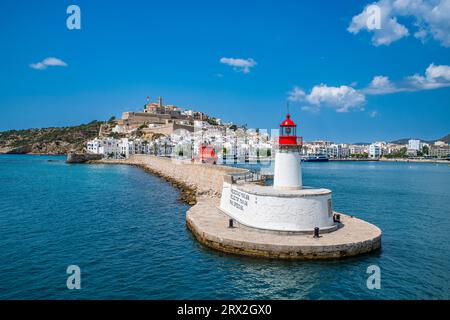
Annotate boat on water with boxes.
[301,154,329,162]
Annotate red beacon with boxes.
[279,114,302,146]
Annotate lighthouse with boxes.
[207,111,381,259]
[274,114,302,190]
[219,112,336,232]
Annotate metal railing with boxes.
[229,170,265,183]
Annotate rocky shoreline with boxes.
[88,155,246,206]
[133,163,198,205]
[88,160,198,205]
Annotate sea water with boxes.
[0,155,449,299]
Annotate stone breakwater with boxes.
[91,154,382,260]
[187,198,382,260]
[92,155,247,204]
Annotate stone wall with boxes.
[103,155,247,197]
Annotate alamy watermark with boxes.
[366,5,381,30]
[366,265,381,290]
[66,265,81,290]
[66,5,81,30]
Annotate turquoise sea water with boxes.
[0,155,449,299]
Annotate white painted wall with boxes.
[273,151,302,190]
[220,182,334,232]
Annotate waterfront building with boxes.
[303,142,351,159]
[328,144,350,159]
[86,137,103,154]
[369,143,382,158]
[349,145,368,155]
[87,137,121,157]
[408,139,422,151]
[119,138,150,158]
[86,137,150,158]
[429,144,450,158]
[99,138,121,158]
[386,143,405,155]
[434,140,447,147]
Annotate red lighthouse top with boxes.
[279,114,301,145]
[280,114,296,127]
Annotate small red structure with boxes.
[279,114,302,146]
[199,144,218,164]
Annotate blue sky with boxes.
[0,0,449,142]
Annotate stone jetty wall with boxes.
[92,154,382,260]
[95,155,247,199]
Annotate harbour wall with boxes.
[92,154,382,260]
[94,155,247,198]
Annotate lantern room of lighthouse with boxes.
[279,114,298,145]
[273,114,303,190]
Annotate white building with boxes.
[349,145,368,155]
[369,143,382,158]
[112,124,125,133]
[99,139,121,158]
[86,137,150,159]
[303,142,350,159]
[86,138,103,154]
[408,139,422,151]
[434,140,447,147]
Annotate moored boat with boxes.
[301,154,329,162]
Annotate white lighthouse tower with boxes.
[219,113,336,233]
[274,114,302,190]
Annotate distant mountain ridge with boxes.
[437,134,450,144]
[390,133,450,145]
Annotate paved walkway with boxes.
[187,197,382,259]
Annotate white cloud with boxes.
[406,63,450,89]
[348,0,450,47]
[300,105,321,113]
[30,57,68,70]
[425,63,450,82]
[287,86,306,101]
[363,63,450,93]
[362,75,400,94]
[289,63,450,114]
[219,57,257,74]
[289,84,366,113]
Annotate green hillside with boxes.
[0,121,102,154]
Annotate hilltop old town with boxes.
[85,97,450,163]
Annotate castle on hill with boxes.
[100,96,216,139]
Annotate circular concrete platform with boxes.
[186,197,382,260]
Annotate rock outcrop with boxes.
[66,153,103,163]
[0,145,32,154]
